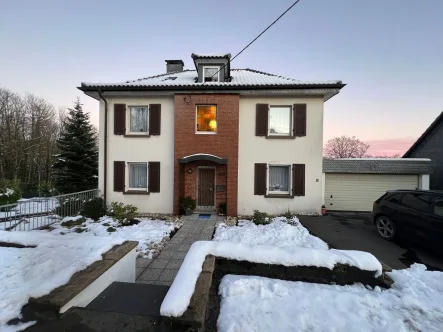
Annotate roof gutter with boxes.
[97,89,108,204]
[79,83,346,92]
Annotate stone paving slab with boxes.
[135,214,224,285]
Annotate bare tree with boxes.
[324,136,370,159]
[0,87,63,195]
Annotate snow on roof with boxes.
[191,53,231,58]
[81,69,342,89]
[160,240,382,317]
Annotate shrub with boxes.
[252,210,271,225]
[107,226,116,232]
[180,196,196,213]
[109,202,138,225]
[81,197,106,221]
[219,202,227,215]
[281,210,295,219]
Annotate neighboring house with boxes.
[79,53,345,216]
[403,111,443,190]
[323,158,431,212]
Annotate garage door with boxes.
[325,174,419,212]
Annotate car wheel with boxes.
[375,216,396,240]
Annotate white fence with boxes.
[0,189,99,231]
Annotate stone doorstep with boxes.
[165,255,215,329]
[24,241,138,320]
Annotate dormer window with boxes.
[203,66,220,82]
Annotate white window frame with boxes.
[126,162,148,191]
[267,164,291,195]
[195,105,217,135]
[127,106,149,135]
[268,105,292,136]
[203,66,220,82]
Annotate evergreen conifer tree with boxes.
[53,99,98,193]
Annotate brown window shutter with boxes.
[292,164,305,196]
[149,104,161,135]
[293,104,307,137]
[114,104,126,135]
[254,163,267,195]
[148,162,161,193]
[256,104,268,136]
[114,161,125,192]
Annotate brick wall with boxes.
[174,94,239,216]
[182,163,227,213]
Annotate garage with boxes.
[323,159,431,212]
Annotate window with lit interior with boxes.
[268,165,290,194]
[196,105,217,133]
[269,106,291,136]
[128,163,147,190]
[203,66,220,82]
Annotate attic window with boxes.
[163,77,177,81]
[203,66,220,82]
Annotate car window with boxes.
[386,193,403,204]
[400,193,433,213]
[434,197,443,217]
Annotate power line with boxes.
[185,0,302,101]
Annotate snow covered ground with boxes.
[213,217,328,250]
[0,231,126,331]
[218,265,443,332]
[36,215,179,258]
[160,241,381,317]
[13,197,59,215]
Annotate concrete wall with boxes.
[60,247,137,313]
[99,97,174,213]
[237,97,324,215]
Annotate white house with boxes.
[79,53,345,216]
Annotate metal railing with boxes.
[0,189,99,231]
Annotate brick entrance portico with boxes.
[173,94,239,216]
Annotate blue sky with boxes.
[2,0,442,154]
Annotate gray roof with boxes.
[323,158,431,175]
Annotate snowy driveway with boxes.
[299,214,443,271]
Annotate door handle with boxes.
[209,187,213,192]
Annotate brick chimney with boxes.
[165,60,184,73]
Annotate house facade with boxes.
[403,111,443,190]
[79,53,345,216]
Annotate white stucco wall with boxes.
[99,97,174,213]
[60,247,137,313]
[237,97,324,215]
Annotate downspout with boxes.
[98,89,108,204]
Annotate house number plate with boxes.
[216,185,226,192]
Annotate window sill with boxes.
[124,134,150,138]
[265,194,293,199]
[265,136,295,140]
[123,191,150,195]
[195,132,217,135]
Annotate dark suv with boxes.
[372,189,443,253]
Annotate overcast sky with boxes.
[2,0,442,155]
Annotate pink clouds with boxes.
[365,137,417,157]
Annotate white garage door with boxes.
[325,174,419,212]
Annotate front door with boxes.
[197,167,215,211]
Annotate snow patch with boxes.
[217,267,443,332]
[0,231,125,329]
[36,216,177,258]
[160,241,382,317]
[213,218,328,250]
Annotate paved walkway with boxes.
[135,214,224,286]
